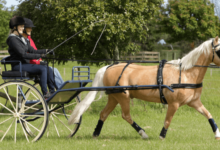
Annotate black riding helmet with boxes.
[24,18,36,36]
[9,16,25,29]
[24,18,36,28]
[9,16,25,37]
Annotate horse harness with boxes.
[157,60,202,104]
[106,61,203,104]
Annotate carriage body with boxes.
[0,56,92,142]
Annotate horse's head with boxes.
[211,36,220,66]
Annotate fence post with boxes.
[64,68,65,80]
[159,52,160,61]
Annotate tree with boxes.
[0,0,13,49]
[15,0,162,65]
[160,0,220,43]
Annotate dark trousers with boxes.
[12,64,55,95]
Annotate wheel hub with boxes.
[13,112,20,118]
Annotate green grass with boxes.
[0,62,220,149]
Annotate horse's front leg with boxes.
[160,103,179,139]
[188,100,220,140]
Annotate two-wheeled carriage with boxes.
[0,56,94,142]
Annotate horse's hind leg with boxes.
[118,96,148,139]
[93,95,118,137]
[188,100,220,140]
[160,103,179,139]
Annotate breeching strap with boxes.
[115,62,130,86]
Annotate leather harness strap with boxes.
[115,62,130,86]
[157,60,168,104]
[157,60,203,104]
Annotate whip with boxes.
[46,20,106,55]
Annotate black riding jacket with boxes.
[6,34,46,67]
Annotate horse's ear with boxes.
[215,36,219,42]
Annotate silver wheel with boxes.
[0,81,48,142]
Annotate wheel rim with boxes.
[0,81,48,142]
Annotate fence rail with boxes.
[121,51,160,61]
[0,50,9,58]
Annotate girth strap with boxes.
[157,60,168,104]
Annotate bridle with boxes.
[211,40,220,62]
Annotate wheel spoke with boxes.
[54,102,76,112]
[51,115,60,137]
[63,102,77,109]
[0,116,13,125]
[30,92,38,100]
[3,88,16,112]
[53,112,71,117]
[51,104,57,110]
[47,117,50,137]
[19,119,29,142]
[0,113,13,116]
[1,118,15,142]
[23,101,42,112]
[33,120,44,136]
[52,114,72,132]
[24,106,38,111]
[0,103,14,114]
[16,85,18,113]
[20,114,44,117]
[19,117,40,132]
[14,118,17,143]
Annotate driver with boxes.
[6,16,55,99]
[22,18,64,89]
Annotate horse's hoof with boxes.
[139,130,148,139]
[215,137,220,140]
[93,135,98,139]
[159,136,165,140]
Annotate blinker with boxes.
[216,50,220,58]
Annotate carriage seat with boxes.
[1,56,40,82]
[2,71,29,77]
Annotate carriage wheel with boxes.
[0,81,48,142]
[25,83,82,138]
[47,96,82,138]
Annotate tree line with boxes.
[2,0,220,65]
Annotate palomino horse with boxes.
[69,36,220,140]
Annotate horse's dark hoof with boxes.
[93,135,99,139]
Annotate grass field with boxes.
[0,62,220,150]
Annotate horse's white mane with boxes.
[168,39,213,70]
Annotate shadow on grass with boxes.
[44,134,161,141]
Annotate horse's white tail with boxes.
[68,65,109,125]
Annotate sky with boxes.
[5,0,20,8]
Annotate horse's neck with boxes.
[184,53,210,83]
